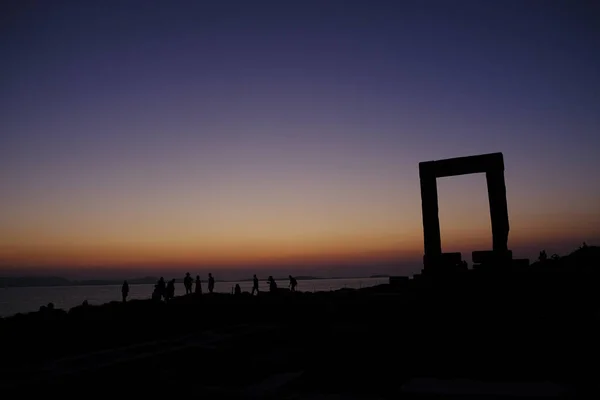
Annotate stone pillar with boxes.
[419,168,441,267]
[486,170,509,254]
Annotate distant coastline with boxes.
[0,274,390,289]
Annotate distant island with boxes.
[0,274,389,288]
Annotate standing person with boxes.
[121,280,129,302]
[195,275,202,294]
[184,272,193,295]
[252,274,259,295]
[152,282,161,301]
[208,273,215,293]
[267,276,277,293]
[157,277,166,301]
[166,279,175,301]
[289,275,298,292]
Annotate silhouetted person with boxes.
[267,276,277,293]
[289,275,297,292]
[157,277,166,300]
[234,284,242,295]
[122,280,129,302]
[195,275,202,294]
[208,273,215,293]
[252,274,259,295]
[152,283,161,301]
[184,272,193,295]
[166,279,175,301]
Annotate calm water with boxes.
[0,277,387,317]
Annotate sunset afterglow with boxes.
[1,1,599,277]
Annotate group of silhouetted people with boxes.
[150,277,176,301]
[242,275,298,295]
[265,275,297,293]
[121,274,300,302]
[148,274,213,301]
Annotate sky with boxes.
[1,0,599,279]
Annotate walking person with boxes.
[289,275,298,292]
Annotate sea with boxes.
[0,277,388,317]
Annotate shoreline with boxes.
[0,275,389,289]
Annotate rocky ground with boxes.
[1,247,599,398]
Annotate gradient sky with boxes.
[1,0,599,278]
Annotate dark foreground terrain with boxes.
[1,247,599,398]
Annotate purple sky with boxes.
[1,1,599,278]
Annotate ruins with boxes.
[418,152,525,272]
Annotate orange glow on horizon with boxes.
[0,232,424,269]
[1,169,598,270]
[1,218,598,270]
